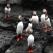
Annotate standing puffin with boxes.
[29,11,39,24]
[40,9,51,27]
[4,4,11,18]
[16,15,24,41]
[27,34,35,53]
[29,11,39,31]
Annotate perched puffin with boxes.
[40,9,51,27]
[5,4,11,15]
[29,11,39,24]
[4,4,11,20]
[29,11,39,31]
[16,15,24,41]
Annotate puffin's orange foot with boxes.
[27,47,33,53]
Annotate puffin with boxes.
[16,15,24,41]
[40,9,51,27]
[29,11,39,24]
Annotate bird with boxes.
[40,9,51,27]
[29,11,39,24]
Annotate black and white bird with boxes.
[4,4,11,19]
[5,4,11,14]
[29,11,39,24]
[16,15,24,41]
[40,9,51,27]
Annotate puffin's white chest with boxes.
[16,21,24,34]
[41,14,46,23]
[5,7,11,12]
[27,34,34,46]
[32,16,39,23]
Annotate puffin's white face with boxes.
[18,15,22,20]
[33,11,37,15]
[7,4,10,7]
[43,9,47,13]
[18,15,21,18]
